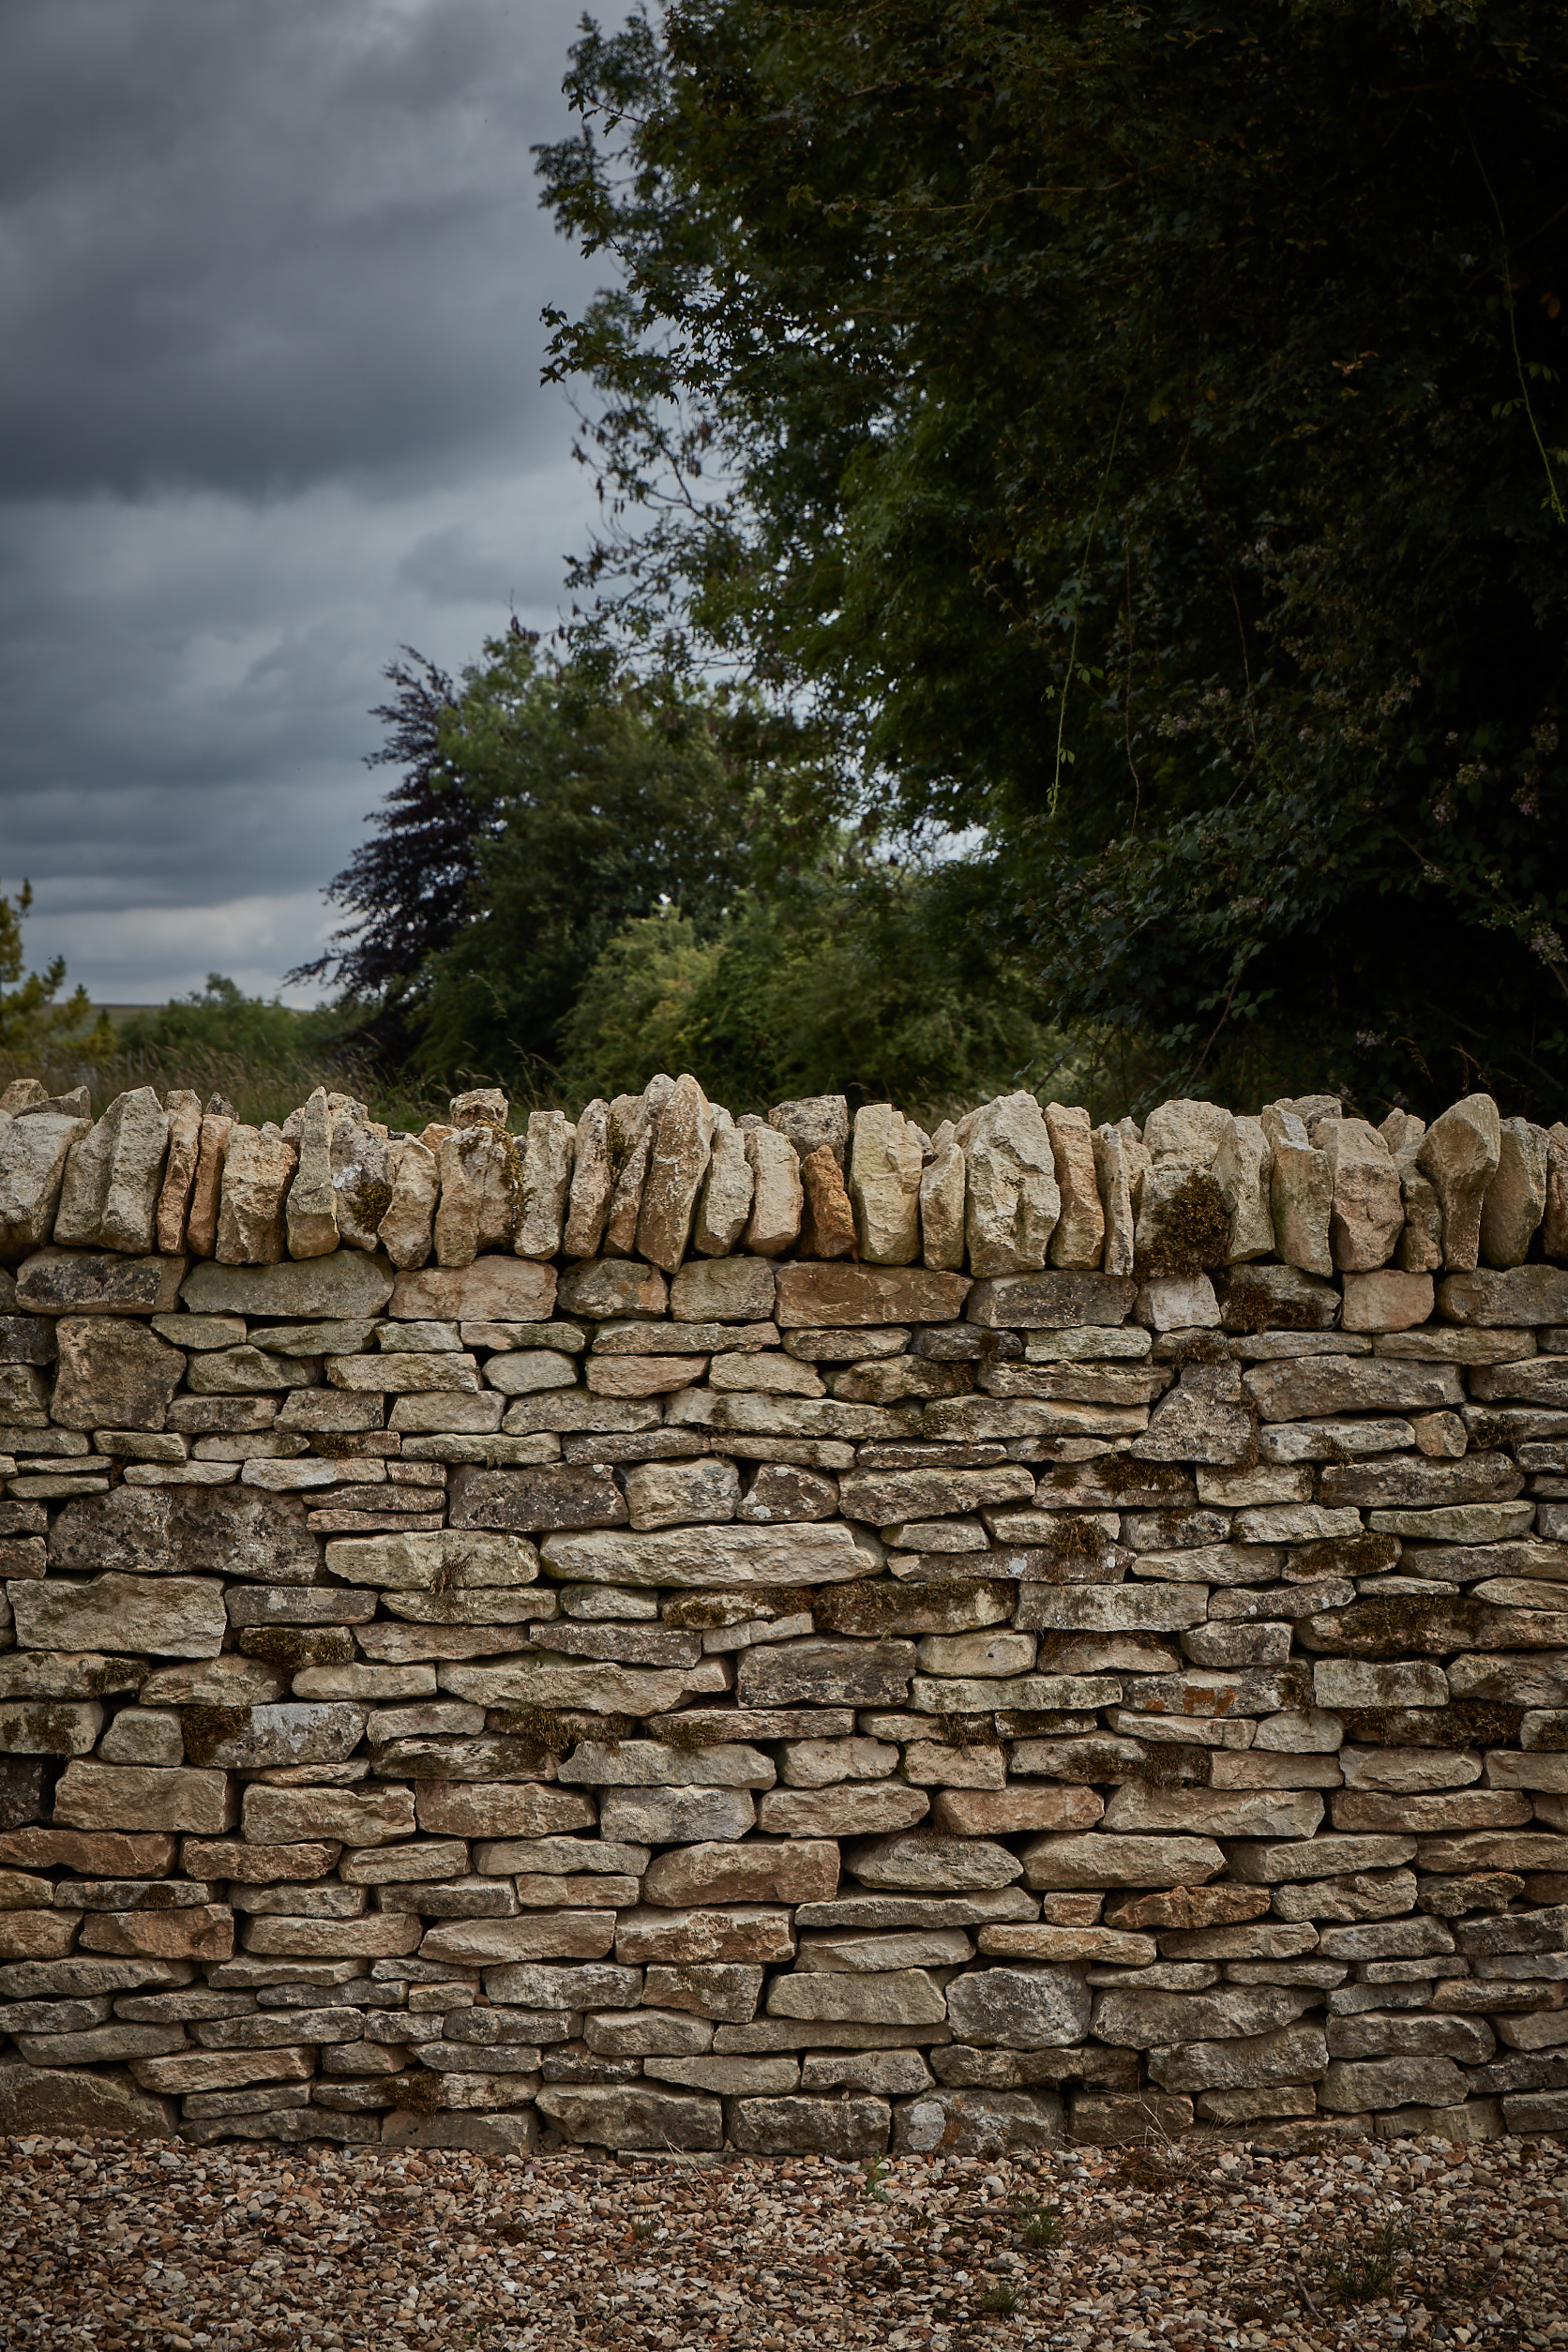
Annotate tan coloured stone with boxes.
[1091,1119,1147,1280]
[185,1112,233,1259]
[1318,1116,1403,1272]
[1480,1116,1549,1268]
[434,1125,519,1265]
[415,1785,594,1836]
[132,2047,314,2096]
[641,1840,838,1908]
[11,1574,225,1659]
[1143,1099,1232,1166]
[515,1109,576,1259]
[242,1786,415,1845]
[615,1907,797,1963]
[1021,1832,1226,1888]
[376,1137,440,1269]
[54,1090,169,1255]
[81,1905,234,1962]
[847,1104,923,1265]
[0,1109,91,1258]
[562,1097,614,1257]
[958,1092,1061,1276]
[216,1124,297,1265]
[1543,1122,1568,1260]
[183,1838,339,1883]
[1417,1093,1501,1270]
[1395,1143,1445,1274]
[796,1144,855,1259]
[392,1257,555,1321]
[604,1078,674,1257]
[756,1785,929,1838]
[1261,1106,1333,1275]
[421,1912,615,1963]
[1043,1104,1105,1270]
[53,1763,233,1835]
[284,1088,338,1259]
[155,1092,203,1255]
[931,1787,1104,1836]
[694,1108,753,1255]
[914,1119,964,1273]
[740,1120,803,1256]
[1341,1269,1434,1331]
[1212,1113,1274,1262]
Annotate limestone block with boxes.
[53,1762,233,1834]
[740,1122,804,1256]
[738,1637,913,1708]
[1544,1122,1568,1259]
[930,1789,1104,1836]
[756,1785,930,1838]
[671,1256,776,1320]
[16,1246,184,1316]
[944,1966,1092,2048]
[243,1786,415,1845]
[895,2087,1064,2153]
[49,1485,320,1584]
[558,1097,611,1259]
[1208,1114,1273,1262]
[1340,1269,1434,1331]
[185,1112,233,1259]
[187,1251,396,1318]
[540,1520,881,1589]
[415,1785,594,1837]
[1418,1093,1501,1270]
[798,1143,856,1259]
[50,1316,184,1430]
[512,1108,575,1259]
[535,2084,722,2150]
[624,1456,739,1531]
[1244,1353,1462,1420]
[1395,1150,1445,1274]
[0,1699,101,1756]
[215,1124,297,1265]
[647,2055,795,2093]
[768,1094,850,1167]
[1438,1262,1568,1326]
[154,1092,203,1256]
[849,1103,923,1265]
[1038,1103,1104,1270]
[1143,1099,1231,1167]
[0,1110,90,1258]
[958,1092,1060,1276]
[54,1090,169,1255]
[600,1787,756,1845]
[449,1464,624,1534]
[920,1120,966,1272]
[376,1138,439,1271]
[614,1907,797,1964]
[693,1108,753,1256]
[766,1968,946,2025]
[1319,2056,1467,2113]
[449,1087,509,1128]
[1320,1117,1403,1272]
[1480,1117,1549,1268]
[0,2062,173,2139]
[1092,1119,1147,1280]
[11,1573,226,1659]
[774,1262,970,1326]
[559,1741,773,1788]
[1147,2023,1328,2096]
[1132,1358,1255,1464]
[603,1078,674,1256]
[1020,1833,1226,1889]
[640,1841,838,1909]
[285,1088,338,1259]
[846,1832,1021,1892]
[434,1125,519,1265]
[1261,1107,1333,1276]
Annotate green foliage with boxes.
[0,879,113,1063]
[539,0,1568,1116]
[557,840,1078,1117]
[409,632,822,1088]
[119,974,345,1068]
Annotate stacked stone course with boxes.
[1,1071,1567,2155]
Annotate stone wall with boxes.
[0,1071,1566,2155]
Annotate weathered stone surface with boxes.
[620,1456,739,1533]
[12,1573,226,1658]
[50,1316,184,1431]
[1095,1983,1319,2048]
[53,1762,232,1834]
[1091,1121,1144,1280]
[214,1123,296,1265]
[559,1740,773,1789]
[374,1137,440,1270]
[1244,1353,1462,1420]
[242,1786,415,1846]
[324,1528,535,1589]
[55,1090,169,1256]
[16,1247,185,1317]
[1418,1093,1501,1272]
[1020,1833,1226,1889]
[614,1907,797,1964]
[1438,1263,1568,1326]
[738,1637,913,1708]
[441,1657,702,1716]
[186,1252,396,1319]
[1319,2056,1468,2112]
[1034,1103,1101,1271]
[691,1112,754,1258]
[957,1093,1061,1275]
[845,1832,1021,1892]
[920,1120,967,1273]
[1341,1269,1436,1332]
[50,1484,318,1584]
[0,2061,173,2138]
[509,1108,573,1261]
[1148,2023,1328,2096]
[600,1786,756,1844]
[795,1143,854,1259]
[942,1966,1091,2048]
[756,1785,930,1838]
[284,1088,338,1259]
[766,1967,946,2026]
[966,1271,1138,1330]
[632,1076,709,1272]
[531,2083,720,2149]
[0,1110,90,1259]
[846,1103,922,1266]
[1262,1108,1333,1276]
[897,2085,1065,2153]
[1317,1117,1403,1273]
[1211,1114,1273,1263]
[641,1841,838,1908]
[738,1122,803,1257]
[1226,1833,1417,1883]
[539,1519,879,1590]
[1478,1117,1549,1269]
[432,1123,519,1266]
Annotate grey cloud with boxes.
[0,0,611,1003]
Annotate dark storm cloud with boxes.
[0,0,611,1002]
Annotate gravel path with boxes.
[1,2131,1564,2352]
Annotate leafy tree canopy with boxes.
[538,0,1568,1116]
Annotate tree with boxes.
[538,0,1568,1115]
[0,879,113,1062]
[365,630,830,1088]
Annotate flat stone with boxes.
[539,1519,880,1589]
[1244,1355,1463,1420]
[16,1248,184,1318]
[641,1841,838,1908]
[11,1572,225,1660]
[1226,1832,1417,1883]
[51,1761,231,1835]
[944,1965,1091,2048]
[756,1785,930,1837]
[599,1786,756,1844]
[529,2086,721,2150]
[771,1263,970,1327]
[1319,2055,1468,2112]
[740,1123,804,1256]
[324,1528,536,1590]
[1020,1833,1226,1888]
[1147,2021,1328,2095]
[929,1788,1103,1836]
[558,1741,775,1788]
[844,1832,1021,1892]
[1342,1270,1436,1332]
[49,1316,184,1433]
[391,1258,558,1321]
[614,1907,797,1964]
[737,1636,914,1708]
[0,2060,173,2138]
[1017,1586,1207,1636]
[763,1968,946,2026]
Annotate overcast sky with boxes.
[1,0,611,1005]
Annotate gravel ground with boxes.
[1,2131,1565,2352]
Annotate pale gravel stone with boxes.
[285,1088,338,1259]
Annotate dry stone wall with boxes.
[1,1071,1567,2155]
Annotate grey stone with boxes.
[920,1120,967,1273]
[183,1254,395,1319]
[539,1520,881,1589]
[11,1574,225,1659]
[945,1966,1091,2047]
[1418,1094,1501,1271]
[49,1485,318,1584]
[1146,2024,1328,2096]
[16,1248,185,1317]
[1020,1833,1226,1889]
[1319,2056,1468,2112]
[600,1787,756,1844]
[741,1123,804,1257]
[845,1833,1022,1892]
[0,1111,91,1258]
[728,2094,889,2157]
[1093,1983,1319,2047]
[0,2060,173,2138]
[50,1317,184,1432]
[766,1968,946,2025]
[535,2084,722,2150]
[894,2086,1064,2153]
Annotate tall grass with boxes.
[0,1040,450,1136]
